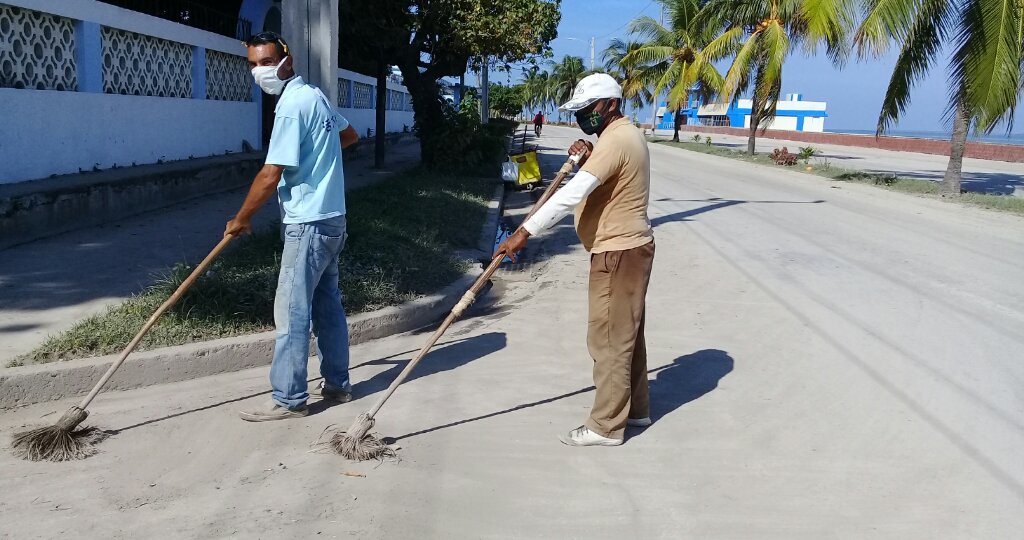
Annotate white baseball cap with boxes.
[559,73,623,112]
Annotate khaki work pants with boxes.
[584,241,655,440]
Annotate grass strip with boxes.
[652,139,1024,215]
[14,167,496,366]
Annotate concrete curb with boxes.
[0,178,506,410]
[476,183,507,257]
[0,269,489,410]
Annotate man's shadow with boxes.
[643,348,734,427]
[389,348,733,441]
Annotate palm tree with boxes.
[522,66,556,118]
[702,0,854,154]
[624,0,729,142]
[602,38,655,112]
[855,0,1023,195]
[551,55,587,122]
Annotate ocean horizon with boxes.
[831,129,1024,146]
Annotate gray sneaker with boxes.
[310,380,353,403]
[239,401,308,422]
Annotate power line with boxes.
[594,0,657,39]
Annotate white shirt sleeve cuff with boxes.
[522,170,601,235]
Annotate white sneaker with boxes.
[627,417,652,427]
[558,426,623,447]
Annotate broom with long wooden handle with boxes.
[330,152,583,460]
[11,235,236,461]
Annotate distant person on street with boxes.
[497,74,655,446]
[533,110,545,136]
[226,31,360,422]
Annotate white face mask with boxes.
[251,57,289,95]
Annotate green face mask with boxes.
[575,108,604,135]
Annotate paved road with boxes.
[0,142,420,362]
[657,127,1024,196]
[2,125,1022,538]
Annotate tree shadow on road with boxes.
[388,348,734,443]
[650,197,825,227]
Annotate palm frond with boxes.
[702,25,745,62]
[719,31,761,104]
[950,0,1023,132]
[799,0,857,64]
[754,20,790,121]
[629,15,675,44]
[854,0,930,57]
[624,45,677,66]
[874,0,951,133]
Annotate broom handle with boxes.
[364,152,582,418]
[77,235,236,410]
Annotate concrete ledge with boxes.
[0,152,265,250]
[0,269,490,409]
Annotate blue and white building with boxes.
[657,93,828,133]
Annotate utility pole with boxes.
[590,37,595,71]
[479,56,489,124]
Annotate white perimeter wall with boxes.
[0,0,259,184]
[336,68,415,136]
[744,115,799,131]
[0,89,257,182]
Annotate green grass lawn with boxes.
[14,168,496,366]
[652,138,1024,216]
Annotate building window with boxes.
[0,4,77,91]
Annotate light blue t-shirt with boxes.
[265,76,349,224]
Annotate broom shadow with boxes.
[324,331,507,413]
[107,336,482,433]
[388,348,734,443]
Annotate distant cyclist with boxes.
[533,110,545,136]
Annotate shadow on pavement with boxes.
[389,348,734,442]
[347,331,506,406]
[651,197,825,227]
[106,336,480,433]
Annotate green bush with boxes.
[797,146,817,163]
[419,96,517,175]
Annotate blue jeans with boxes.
[270,215,350,409]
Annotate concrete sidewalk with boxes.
[0,141,421,362]
[655,128,1024,196]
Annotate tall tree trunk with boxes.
[458,72,465,106]
[649,98,658,136]
[747,93,761,155]
[672,106,682,142]
[398,62,445,166]
[374,59,387,169]
[942,100,969,196]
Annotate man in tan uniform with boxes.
[497,74,654,446]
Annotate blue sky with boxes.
[480,0,1022,136]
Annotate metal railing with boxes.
[100,0,251,39]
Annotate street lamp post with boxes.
[563,37,595,71]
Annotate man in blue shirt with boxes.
[226,32,360,421]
